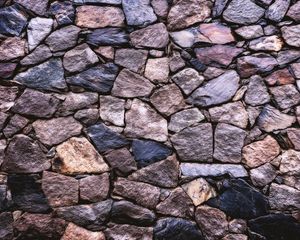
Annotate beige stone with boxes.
[0,37,26,61]
[144,57,169,83]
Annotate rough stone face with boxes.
[0,86,18,112]
[250,163,277,187]
[287,1,300,21]
[104,224,153,240]
[270,84,300,109]
[42,171,78,207]
[61,223,105,240]
[287,130,300,150]
[55,137,109,174]
[249,35,283,51]
[152,0,169,18]
[115,48,148,73]
[245,75,270,106]
[265,0,290,22]
[0,212,13,240]
[87,28,129,46]
[49,1,75,26]
[15,0,48,15]
[21,44,52,66]
[0,37,26,61]
[112,69,154,98]
[281,25,300,47]
[99,95,125,126]
[3,114,29,138]
[235,25,264,39]
[33,117,82,146]
[76,6,124,28]
[279,150,300,176]
[74,108,99,126]
[1,135,50,173]
[145,57,169,83]
[265,68,295,86]
[199,22,235,44]
[0,63,17,78]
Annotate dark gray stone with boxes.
[0,212,13,240]
[49,1,75,26]
[87,28,129,46]
[3,114,29,138]
[20,45,52,66]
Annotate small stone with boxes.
[0,140,5,167]
[223,0,265,24]
[74,108,99,126]
[95,46,114,60]
[0,37,26,61]
[249,35,283,51]
[0,63,17,79]
[15,0,48,15]
[287,129,300,150]
[242,135,280,168]
[63,44,99,73]
[45,25,81,52]
[115,48,148,73]
[122,0,157,26]
[87,28,129,46]
[99,95,125,126]
[235,25,264,39]
[291,63,300,78]
[169,52,185,72]
[281,24,300,47]
[0,212,13,240]
[189,58,207,71]
[245,75,270,106]
[250,163,277,187]
[76,6,124,28]
[1,135,50,173]
[130,23,169,49]
[49,1,75,26]
[172,68,204,95]
[27,17,53,51]
[265,0,290,22]
[170,28,208,48]
[265,68,295,85]
[228,219,247,234]
[287,1,300,21]
[188,70,240,107]
[104,224,153,240]
[79,173,110,202]
[270,84,300,109]
[3,114,29,138]
[199,22,235,44]
[144,57,169,83]
[42,171,78,207]
[0,86,18,112]
[152,0,169,18]
[20,44,52,66]
[279,150,300,176]
[61,223,105,240]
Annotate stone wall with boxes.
[0,0,300,239]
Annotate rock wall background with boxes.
[0,0,300,239]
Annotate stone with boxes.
[86,123,129,152]
[0,4,28,36]
[128,155,179,188]
[257,105,296,132]
[209,102,248,129]
[245,75,270,106]
[237,53,277,78]
[104,224,153,240]
[265,68,295,86]
[213,0,229,17]
[130,23,169,48]
[122,0,157,26]
[154,218,204,240]
[74,108,99,126]
[279,150,300,176]
[42,171,78,207]
[115,48,148,73]
[0,212,13,240]
[76,6,124,28]
[265,0,290,22]
[222,234,247,240]
[66,63,119,93]
[250,163,277,187]
[167,0,212,30]
[15,0,48,15]
[0,37,26,61]
[228,219,247,234]
[27,17,53,51]
[0,113,8,131]
[46,25,80,52]
[87,28,129,46]
[198,22,235,44]
[113,177,160,209]
[235,25,264,39]
[190,58,207,71]
[79,173,110,202]
[0,86,18,112]
[277,50,300,65]
[195,205,228,240]
[281,24,300,47]
[270,84,300,109]
[63,44,99,73]
[49,1,75,26]
[1,135,50,173]
[249,35,283,51]
[171,123,213,162]
[55,200,112,230]
[242,135,280,168]
[3,114,29,138]
[172,68,204,95]
[151,0,169,18]
[144,57,169,83]
[14,58,67,92]
[170,28,209,48]
[74,0,121,3]
[95,46,115,60]
[112,69,154,98]
[292,63,300,78]
[187,70,240,107]
[195,45,243,67]
[0,63,17,78]
[111,200,155,226]
[287,129,300,150]
[223,0,265,24]
[0,140,5,167]
[156,188,194,218]
[124,99,168,142]
[61,223,105,240]
[269,183,300,210]
[287,1,300,21]
[55,137,109,174]
[169,52,185,72]
[99,95,125,126]
[21,44,52,66]
[33,117,82,146]
[182,178,216,206]
[208,179,269,219]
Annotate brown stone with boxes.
[279,150,300,176]
[270,84,300,109]
[265,68,295,86]
[115,49,148,73]
[287,128,300,150]
[144,57,169,83]
[199,22,235,44]
[61,223,105,240]
[0,37,25,61]
[104,224,152,240]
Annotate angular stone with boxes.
[0,113,8,132]
[287,129,300,150]
[3,114,29,138]
[87,28,129,46]
[171,123,213,162]
[122,0,157,26]
[15,0,48,15]
[167,0,212,30]
[0,212,13,240]
[228,219,247,234]
[74,108,99,126]
[265,0,290,22]
[223,0,265,24]
[42,171,78,207]
[198,22,235,44]
[170,27,209,48]
[66,63,119,93]
[63,44,98,73]
[0,37,26,61]
[49,1,75,26]
[74,0,121,4]
[257,105,296,132]
[95,46,114,60]
[128,155,179,188]
[79,173,110,202]
[265,68,295,86]
[130,23,169,48]
[279,150,300,176]
[21,44,52,66]
[245,75,270,106]
[55,137,109,174]
[61,223,105,240]
[213,0,229,17]
[222,234,247,240]
[281,24,300,47]
[1,135,50,173]
[188,70,240,107]
[235,25,264,39]
[113,177,160,209]
[14,58,67,92]
[112,69,154,98]
[270,84,300,109]
[169,52,185,72]
[250,163,277,187]
[249,35,283,51]
[0,63,17,79]
[145,57,169,83]
[287,1,300,21]
[0,140,5,167]
[0,86,18,112]
[99,95,125,126]
[277,50,300,65]
[115,48,148,73]
[152,0,169,18]
[104,224,153,240]
[27,17,53,51]
[45,25,80,52]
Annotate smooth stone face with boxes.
[20,44,52,66]
[235,25,264,39]
[287,129,300,150]
[61,223,105,240]
[15,0,48,15]
[281,25,300,47]
[14,58,67,92]
[144,57,169,83]
[87,28,129,46]
[1,135,50,173]
[171,123,213,162]
[188,70,240,107]
[199,22,235,44]
[112,69,154,98]
[33,117,82,146]
[287,1,300,21]
[130,23,169,49]
[265,0,290,22]
[270,84,300,109]
[250,163,277,187]
[279,150,300,176]
[76,6,124,28]
[245,75,270,106]
[115,48,148,73]
[0,37,26,61]
[42,171,78,207]
[265,68,295,86]
[104,224,153,240]
[66,63,119,93]
[99,95,125,126]
[3,114,29,138]
[49,1,75,26]
[249,35,283,51]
